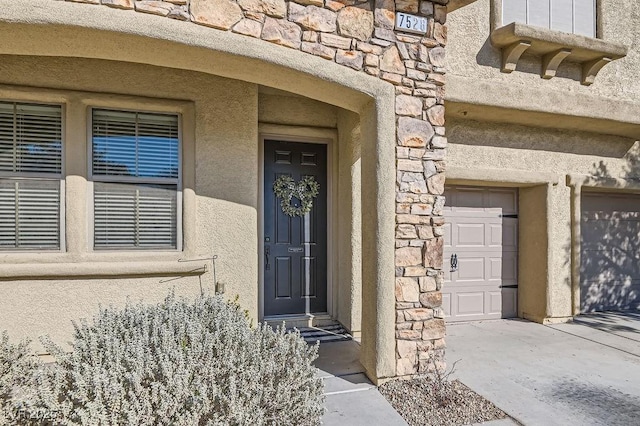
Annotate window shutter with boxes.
[94,183,177,249]
[503,0,596,37]
[502,0,527,26]
[574,0,596,37]
[92,109,180,250]
[92,110,179,179]
[0,181,16,248]
[0,102,62,251]
[528,0,551,29]
[0,179,60,249]
[0,102,62,175]
[551,0,574,34]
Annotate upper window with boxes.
[91,109,180,250]
[0,101,62,250]
[502,0,596,38]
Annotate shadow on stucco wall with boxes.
[566,140,640,315]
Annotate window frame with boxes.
[87,106,183,252]
[0,99,66,252]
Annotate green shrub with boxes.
[8,293,324,425]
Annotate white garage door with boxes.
[581,193,640,312]
[443,186,518,322]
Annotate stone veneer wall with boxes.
[58,0,448,377]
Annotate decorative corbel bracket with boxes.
[501,41,531,73]
[582,57,612,86]
[491,23,627,85]
[542,48,572,79]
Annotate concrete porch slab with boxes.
[315,340,408,426]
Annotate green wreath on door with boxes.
[273,175,320,217]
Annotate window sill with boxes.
[0,257,208,280]
[490,22,628,85]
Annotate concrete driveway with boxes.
[446,313,640,426]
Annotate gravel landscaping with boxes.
[379,377,508,426]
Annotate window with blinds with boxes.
[502,0,596,38]
[91,109,180,250]
[0,102,62,250]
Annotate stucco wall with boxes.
[447,0,640,100]
[337,110,362,335]
[0,55,260,344]
[259,90,338,128]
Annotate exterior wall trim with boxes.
[0,0,384,113]
[446,75,640,139]
[447,166,561,186]
[566,173,640,315]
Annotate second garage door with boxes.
[581,193,640,312]
[442,186,518,322]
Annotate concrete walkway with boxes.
[446,315,640,426]
[315,340,408,425]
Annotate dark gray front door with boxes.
[264,140,327,316]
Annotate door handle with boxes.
[265,246,270,270]
[450,254,458,272]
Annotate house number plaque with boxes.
[395,12,428,35]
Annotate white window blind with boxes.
[502,0,596,37]
[91,109,180,250]
[0,102,62,250]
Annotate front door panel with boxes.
[264,140,327,316]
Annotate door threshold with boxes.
[263,313,335,329]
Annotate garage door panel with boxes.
[450,187,486,210]
[581,281,640,312]
[582,219,640,248]
[488,254,517,283]
[442,292,452,317]
[487,291,503,315]
[455,256,485,281]
[456,223,485,246]
[582,250,640,282]
[489,258,502,281]
[581,193,640,313]
[501,252,518,284]
[456,292,485,316]
[488,189,518,214]
[502,219,518,250]
[443,222,452,249]
[501,288,518,317]
[443,186,519,322]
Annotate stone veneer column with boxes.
[387,0,448,377]
[65,0,448,378]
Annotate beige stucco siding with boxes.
[2,277,204,352]
[448,119,638,179]
[259,91,338,129]
[447,0,640,101]
[336,111,362,335]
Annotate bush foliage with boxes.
[2,293,324,425]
